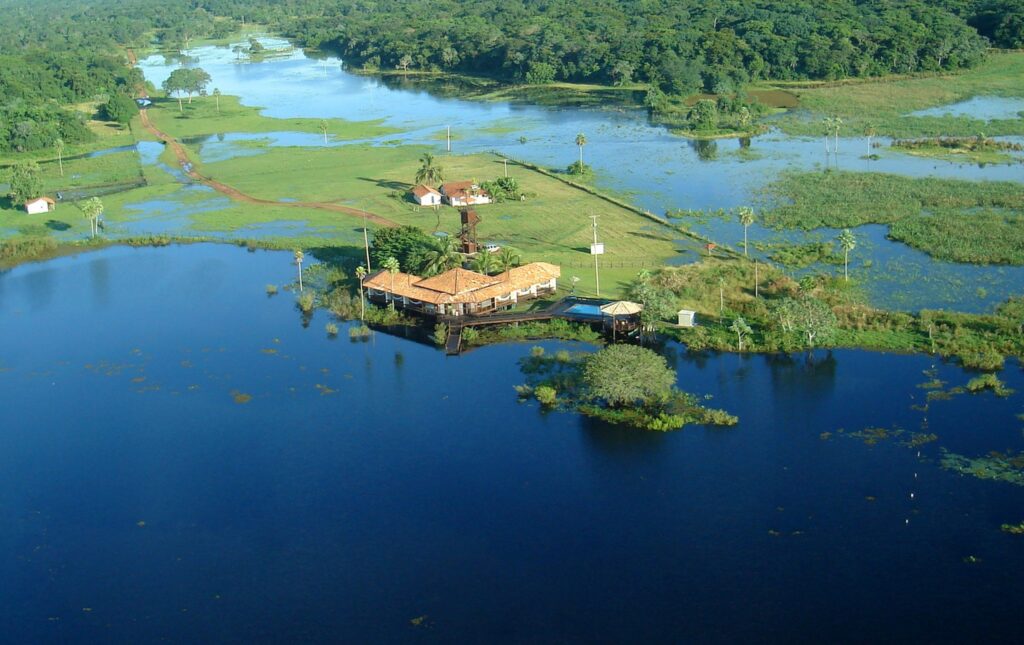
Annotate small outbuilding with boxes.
[411,184,442,207]
[25,196,56,215]
[677,309,697,328]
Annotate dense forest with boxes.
[0,0,1021,152]
[249,0,1022,91]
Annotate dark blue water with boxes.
[2,245,1023,642]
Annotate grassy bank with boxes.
[770,52,1024,138]
[144,94,397,140]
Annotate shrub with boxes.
[325,323,339,336]
[432,323,448,346]
[297,290,316,313]
[534,385,558,407]
[266,284,278,295]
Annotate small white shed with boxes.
[677,309,697,328]
[411,185,442,207]
[25,197,56,215]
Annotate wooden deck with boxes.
[443,297,617,355]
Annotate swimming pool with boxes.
[565,303,604,319]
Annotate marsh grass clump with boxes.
[966,373,1013,396]
[266,284,278,296]
[325,322,339,337]
[348,325,371,339]
[296,290,316,313]
[432,323,448,346]
[1001,522,1024,535]
[534,385,558,407]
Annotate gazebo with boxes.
[600,300,643,340]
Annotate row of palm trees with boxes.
[736,206,856,281]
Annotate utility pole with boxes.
[590,214,603,297]
[363,213,372,272]
[503,158,508,177]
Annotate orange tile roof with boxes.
[411,184,440,198]
[362,262,560,306]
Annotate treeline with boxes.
[246,0,1014,91]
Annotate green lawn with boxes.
[145,95,397,140]
[193,145,698,295]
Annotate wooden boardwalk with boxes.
[443,297,610,355]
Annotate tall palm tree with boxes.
[54,138,65,177]
[414,153,444,187]
[575,132,587,165]
[319,119,328,144]
[80,197,103,238]
[294,249,304,291]
[213,88,222,113]
[497,247,521,280]
[420,236,460,276]
[738,206,755,256]
[865,124,877,152]
[837,229,856,282]
[381,256,400,307]
[473,249,496,275]
[354,265,367,321]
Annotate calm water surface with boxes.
[2,245,1023,642]
[136,40,1024,313]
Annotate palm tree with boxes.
[381,256,401,307]
[80,197,103,238]
[319,119,328,144]
[473,249,496,275]
[420,236,460,276]
[575,132,587,165]
[738,206,755,256]
[822,117,834,153]
[354,265,367,321]
[294,249,304,291]
[54,138,65,177]
[837,229,856,282]
[822,116,843,153]
[213,88,221,113]
[414,153,444,187]
[497,247,521,280]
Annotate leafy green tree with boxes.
[163,68,191,112]
[575,132,586,165]
[729,317,752,351]
[738,206,756,256]
[100,93,138,124]
[414,153,444,187]
[186,68,211,104]
[690,99,718,131]
[80,197,103,238]
[583,345,676,407]
[371,225,433,270]
[8,161,42,204]
[792,296,837,347]
[837,228,857,281]
[628,270,675,335]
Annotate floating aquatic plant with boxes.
[941,449,1024,486]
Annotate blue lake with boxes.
[135,39,1024,313]
[2,245,1023,641]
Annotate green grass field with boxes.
[145,95,397,140]
[770,52,1024,138]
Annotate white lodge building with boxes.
[440,180,492,207]
[362,263,560,317]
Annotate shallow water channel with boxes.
[1,245,1023,641]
